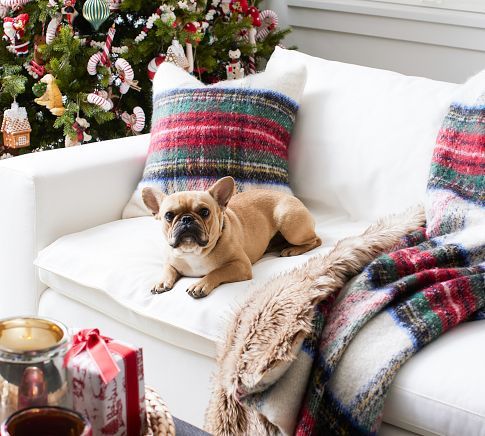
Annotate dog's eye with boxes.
[199,208,210,218]
[164,211,175,222]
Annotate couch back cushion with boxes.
[266,48,459,220]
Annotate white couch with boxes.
[1,48,484,435]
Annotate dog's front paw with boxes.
[186,280,215,299]
[151,283,173,295]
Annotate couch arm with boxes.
[0,134,150,318]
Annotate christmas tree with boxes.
[0,0,289,155]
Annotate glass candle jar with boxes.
[1,406,92,436]
[0,317,70,423]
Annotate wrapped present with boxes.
[64,329,147,436]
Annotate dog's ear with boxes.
[142,187,165,215]
[208,177,235,209]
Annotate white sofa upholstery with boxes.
[1,48,484,435]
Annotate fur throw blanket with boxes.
[205,71,485,435]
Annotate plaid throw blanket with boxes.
[295,73,485,435]
[205,71,485,436]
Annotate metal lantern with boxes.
[82,0,110,31]
[0,317,70,423]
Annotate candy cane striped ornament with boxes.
[256,10,278,41]
[114,58,134,94]
[247,27,257,75]
[132,107,145,132]
[148,54,166,81]
[0,0,30,7]
[121,106,145,133]
[24,60,45,79]
[46,13,62,44]
[87,91,113,111]
[100,24,115,67]
[87,52,102,75]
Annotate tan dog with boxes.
[142,177,321,298]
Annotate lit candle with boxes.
[0,318,65,353]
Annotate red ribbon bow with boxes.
[64,329,120,384]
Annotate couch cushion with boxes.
[384,319,485,435]
[35,211,371,358]
[266,48,459,221]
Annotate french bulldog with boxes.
[142,177,321,298]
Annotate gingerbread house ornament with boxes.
[1,101,31,149]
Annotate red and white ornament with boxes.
[87,52,102,75]
[99,24,115,66]
[46,14,62,44]
[87,25,115,75]
[229,0,247,14]
[121,106,145,134]
[247,27,256,75]
[256,9,278,41]
[184,21,198,34]
[24,60,46,79]
[114,58,137,94]
[65,117,92,147]
[0,0,30,9]
[246,6,261,26]
[3,13,29,55]
[87,90,113,111]
[147,54,165,81]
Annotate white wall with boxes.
[265,0,485,83]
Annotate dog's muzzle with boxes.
[171,218,208,248]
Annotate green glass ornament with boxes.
[32,81,47,98]
[82,0,110,31]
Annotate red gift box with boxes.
[64,329,147,436]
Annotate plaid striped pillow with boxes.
[123,62,306,218]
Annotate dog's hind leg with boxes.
[276,198,322,257]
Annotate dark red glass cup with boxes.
[1,406,92,436]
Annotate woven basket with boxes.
[144,386,176,436]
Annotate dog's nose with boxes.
[181,215,194,224]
